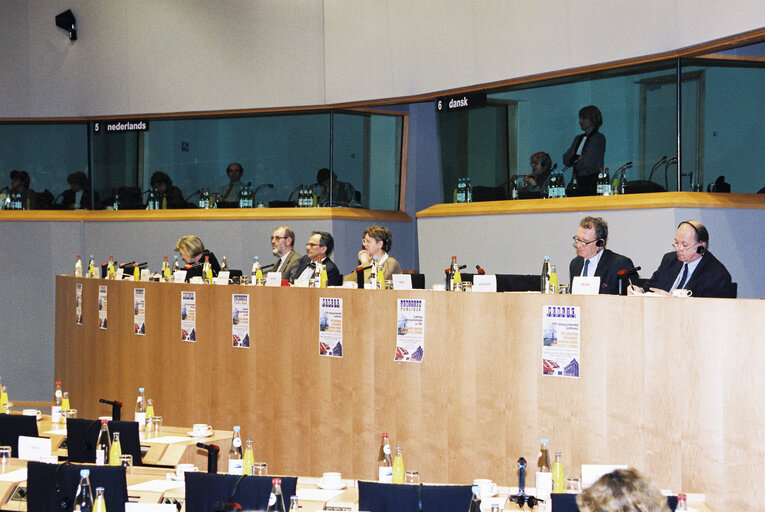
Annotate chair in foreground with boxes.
[421,484,472,512]
[184,472,297,512]
[66,418,143,465]
[357,481,420,512]
[26,461,127,512]
[0,413,39,457]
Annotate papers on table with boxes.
[128,479,184,492]
[0,468,27,482]
[145,435,191,444]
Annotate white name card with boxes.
[115,268,125,279]
[189,276,204,284]
[392,274,412,290]
[140,269,151,282]
[214,271,230,285]
[174,270,187,283]
[266,272,282,287]
[18,435,51,461]
[572,276,600,295]
[472,274,497,292]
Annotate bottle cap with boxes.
[382,432,388,437]
[272,477,281,485]
[95,487,105,493]
[101,418,108,424]
[541,438,548,444]
[544,256,550,260]
[233,425,240,431]
[80,469,90,477]
[678,493,687,500]
[55,381,62,386]
[254,256,259,260]
[139,387,144,392]
[472,485,480,496]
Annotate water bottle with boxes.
[552,452,564,493]
[468,486,481,512]
[112,191,120,210]
[266,478,286,512]
[466,177,473,202]
[107,255,116,280]
[95,419,110,465]
[74,469,94,511]
[541,256,551,293]
[511,178,518,200]
[134,387,146,427]
[221,256,230,272]
[172,255,181,274]
[75,255,83,278]
[228,426,244,474]
[251,256,263,285]
[52,381,63,423]
[603,168,612,195]
[596,169,604,196]
[369,256,379,289]
[450,256,462,291]
[377,433,393,482]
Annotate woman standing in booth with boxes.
[562,105,605,196]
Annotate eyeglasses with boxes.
[306,242,322,248]
[672,241,699,250]
[572,236,598,246]
[271,236,286,241]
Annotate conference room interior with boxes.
[1,4,764,511]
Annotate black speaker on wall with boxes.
[55,9,77,41]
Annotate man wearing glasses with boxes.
[569,216,634,294]
[271,226,301,279]
[630,220,732,298]
[291,231,343,286]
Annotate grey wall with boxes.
[417,207,765,299]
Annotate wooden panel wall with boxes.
[55,276,764,511]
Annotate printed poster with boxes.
[181,291,196,342]
[75,283,83,325]
[395,298,425,362]
[133,288,146,335]
[98,285,108,329]
[319,297,343,357]
[541,305,580,378]
[232,294,250,348]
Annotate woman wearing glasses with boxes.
[345,225,402,284]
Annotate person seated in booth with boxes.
[629,220,733,298]
[315,168,359,207]
[570,216,634,295]
[290,231,342,286]
[3,170,39,209]
[522,152,553,197]
[61,171,99,210]
[576,468,670,512]
[217,162,247,203]
[149,171,187,209]
[174,235,221,280]
[344,225,402,283]
[270,225,301,278]
[562,105,606,196]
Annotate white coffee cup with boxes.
[192,423,213,436]
[671,288,692,297]
[22,408,42,420]
[473,478,497,497]
[175,463,198,480]
[321,472,342,486]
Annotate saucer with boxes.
[187,430,213,438]
[317,479,346,490]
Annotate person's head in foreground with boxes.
[576,468,669,512]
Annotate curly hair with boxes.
[576,468,669,512]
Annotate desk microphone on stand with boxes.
[196,442,220,474]
[98,398,123,421]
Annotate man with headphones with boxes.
[570,216,635,294]
[630,220,733,298]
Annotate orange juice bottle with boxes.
[552,452,564,492]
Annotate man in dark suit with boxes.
[631,220,733,298]
[569,216,634,295]
[270,225,301,278]
[290,231,342,286]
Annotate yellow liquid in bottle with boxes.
[549,272,558,293]
[392,453,404,483]
[552,460,564,492]
[109,438,122,465]
[320,268,328,288]
[242,446,254,475]
[61,397,70,414]
[94,495,107,512]
[255,268,263,284]
[145,404,154,419]
[0,391,8,409]
[376,267,385,289]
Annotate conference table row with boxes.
[54,275,762,511]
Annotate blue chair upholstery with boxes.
[0,413,38,457]
[421,484,472,512]
[357,481,420,512]
[184,473,298,512]
[65,418,143,465]
[27,461,127,512]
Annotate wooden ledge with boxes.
[416,192,765,218]
[0,207,412,223]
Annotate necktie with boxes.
[583,259,589,277]
[679,263,689,288]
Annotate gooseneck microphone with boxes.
[99,398,123,421]
[648,156,668,184]
[196,442,220,474]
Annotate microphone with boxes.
[287,185,302,202]
[476,265,486,275]
[260,263,275,272]
[617,266,641,276]
[617,266,641,295]
[184,189,201,202]
[648,156,668,184]
[663,157,678,190]
[252,183,274,202]
[355,264,373,272]
[99,398,123,421]
[196,442,220,474]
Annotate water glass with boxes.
[152,416,163,437]
[66,408,78,418]
[2,402,12,414]
[565,476,581,493]
[119,454,133,472]
[251,462,268,476]
[0,446,11,471]
[405,470,420,484]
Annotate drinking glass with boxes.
[119,454,133,473]
[405,470,420,484]
[251,462,268,476]
[2,402,12,414]
[565,476,581,493]
[152,416,163,437]
[66,408,77,418]
[0,446,11,472]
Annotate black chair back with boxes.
[357,481,420,512]
[0,413,39,457]
[27,461,127,512]
[184,473,298,512]
[65,418,143,465]
[421,484,472,512]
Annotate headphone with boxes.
[595,239,605,247]
[54,462,73,511]
[678,221,708,254]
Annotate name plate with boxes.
[392,274,412,290]
[572,276,600,295]
[18,435,51,461]
[266,272,282,287]
[214,271,230,285]
[472,274,497,292]
[174,270,187,283]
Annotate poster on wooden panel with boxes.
[181,291,196,342]
[319,297,343,357]
[75,283,83,325]
[232,294,250,348]
[395,298,425,362]
[134,288,146,335]
[541,305,580,378]
[97,285,108,329]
